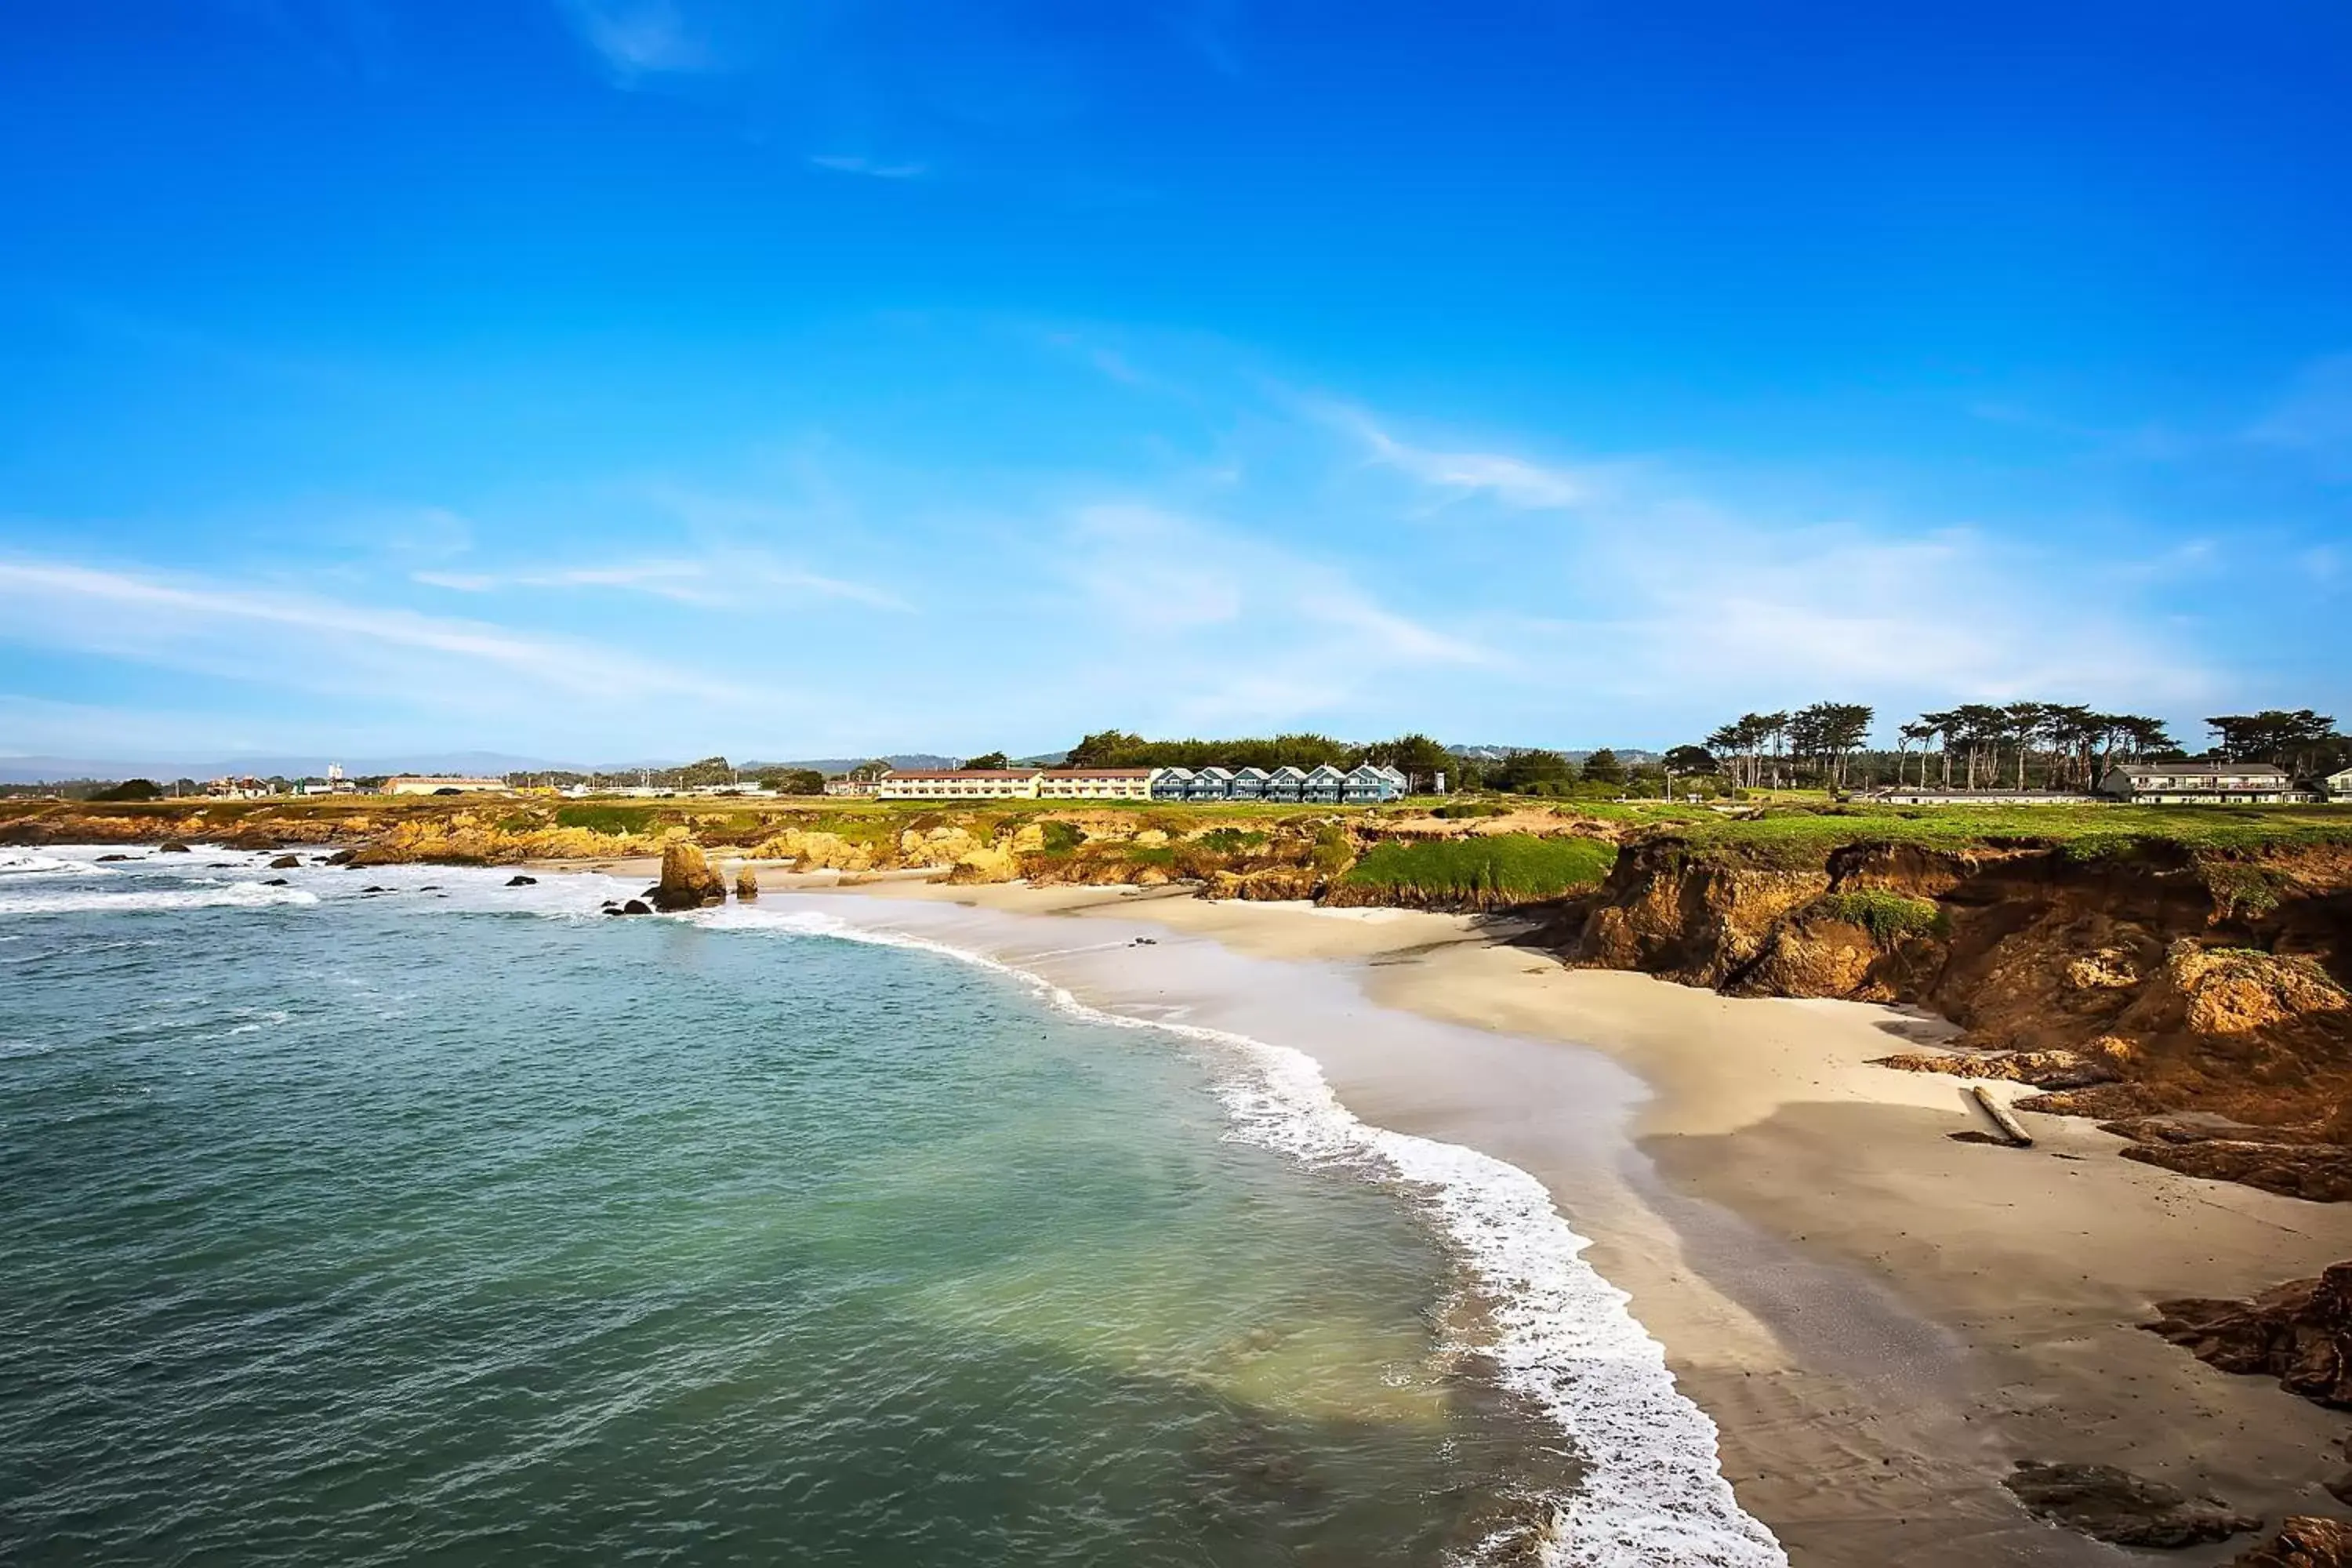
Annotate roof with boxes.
[387,775,503,786]
[1039,768,1151,779]
[1265,765,1307,779]
[2111,761,2288,779]
[882,768,1040,781]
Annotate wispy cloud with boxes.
[808,154,931,180]
[557,0,713,78]
[0,557,747,705]
[412,554,911,612]
[1324,404,1608,511]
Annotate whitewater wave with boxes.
[0,851,82,878]
[699,901,1788,1568]
[0,882,322,916]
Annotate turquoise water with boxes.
[0,851,1562,1565]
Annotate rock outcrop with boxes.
[268,854,302,869]
[2230,1516,2352,1567]
[652,840,726,911]
[2144,1261,2352,1407]
[2001,1459,2258,1548]
[735,866,759,901]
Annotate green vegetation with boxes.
[1038,820,1087,855]
[1194,827,1268,853]
[554,803,658,836]
[1432,800,1509,819]
[1339,834,1617,902]
[90,779,162,801]
[1657,801,2352,867]
[1810,890,1945,941]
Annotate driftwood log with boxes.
[1973,1084,2034,1147]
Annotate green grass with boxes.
[1338,834,1617,902]
[1649,802,2352,866]
[1038,820,1087,855]
[553,803,657,836]
[1809,890,1946,941]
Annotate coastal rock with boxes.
[735,866,759,901]
[270,855,303,869]
[158,840,191,853]
[325,848,356,865]
[2002,1460,2259,1548]
[2230,1517,2352,1567]
[506,874,537,887]
[1874,1047,2120,1090]
[622,898,652,915]
[262,878,289,887]
[652,840,725,911]
[2115,1131,2352,1203]
[95,853,135,862]
[2144,1261,2352,1406]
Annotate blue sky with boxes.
[2,1,2347,765]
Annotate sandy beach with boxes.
[619,866,2352,1567]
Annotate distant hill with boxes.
[739,755,959,776]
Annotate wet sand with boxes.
[737,873,2352,1568]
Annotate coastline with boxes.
[722,869,2352,1567]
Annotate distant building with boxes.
[1036,768,1153,800]
[2325,768,2352,803]
[1863,789,2102,806]
[385,776,506,797]
[875,769,1044,800]
[205,775,274,800]
[2096,762,2315,805]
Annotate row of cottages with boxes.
[1147,764,1408,804]
[873,768,1153,801]
[2096,762,2319,805]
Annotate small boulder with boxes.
[158,840,191,854]
[324,848,356,866]
[269,855,303,869]
[735,866,760,901]
[96,853,135,862]
[652,840,726,911]
[506,874,538,887]
[262,878,290,887]
[2145,1261,2352,1407]
[2002,1460,2258,1548]
[622,898,652,915]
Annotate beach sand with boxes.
[704,872,2352,1567]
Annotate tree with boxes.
[1066,730,1145,767]
[1490,750,1577,793]
[2205,710,2343,777]
[93,778,161,801]
[960,751,1011,771]
[673,755,735,788]
[760,769,826,795]
[1582,748,1626,785]
[1663,745,1717,775]
[1356,733,1454,791]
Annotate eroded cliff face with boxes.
[1567,837,2352,1196]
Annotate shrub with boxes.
[1338,834,1616,904]
[1039,820,1087,855]
[1811,890,1945,942]
[554,804,655,836]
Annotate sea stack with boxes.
[652,839,727,911]
[735,866,759,902]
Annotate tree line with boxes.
[1695,703,2347,792]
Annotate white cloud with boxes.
[1330,405,1607,510]
[0,557,747,706]
[557,0,713,78]
[411,555,909,612]
[808,154,931,180]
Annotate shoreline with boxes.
[737,869,2352,1567]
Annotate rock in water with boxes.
[622,899,652,915]
[735,866,760,902]
[652,840,725,911]
[2231,1517,2352,1567]
[2002,1461,2257,1548]
[2145,1261,2352,1407]
[269,855,302,869]
[158,840,191,854]
[506,874,537,887]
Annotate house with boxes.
[2096,762,2315,805]
[1186,766,1235,801]
[1262,765,1307,803]
[1301,764,1348,803]
[2325,768,2352,803]
[1037,768,1153,800]
[1149,768,1194,801]
[1342,764,1408,804]
[1228,766,1269,800]
[386,775,504,796]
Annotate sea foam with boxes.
[703,901,1790,1568]
[0,882,322,916]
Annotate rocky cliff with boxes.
[1566,837,2352,1197]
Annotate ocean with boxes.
[0,847,1783,1566]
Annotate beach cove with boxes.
[748,870,2352,1567]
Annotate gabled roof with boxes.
[1343,763,1396,780]
[1265,765,1308,781]
[1229,766,1270,780]
[1040,768,1152,779]
[1153,767,1194,779]
[1192,766,1235,780]
[1304,763,1347,781]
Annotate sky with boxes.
[2,0,2348,768]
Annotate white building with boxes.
[1036,768,1153,800]
[2325,768,2352,803]
[874,769,1045,800]
[2096,762,2315,805]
